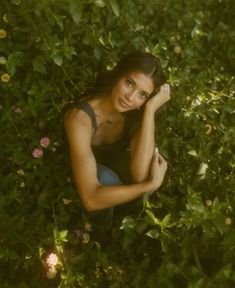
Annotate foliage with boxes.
[0,0,235,287]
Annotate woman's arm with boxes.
[129,84,171,183]
[129,106,155,182]
[64,109,167,211]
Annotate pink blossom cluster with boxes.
[45,253,59,279]
[14,106,22,113]
[32,137,51,158]
[32,148,43,158]
[46,253,59,267]
[74,223,92,244]
[11,105,22,113]
[40,137,50,148]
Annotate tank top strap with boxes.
[63,101,97,133]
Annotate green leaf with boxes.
[162,213,174,228]
[53,55,63,66]
[145,209,160,225]
[93,48,101,60]
[69,1,82,23]
[145,229,159,239]
[0,56,7,65]
[55,16,64,31]
[7,52,24,75]
[38,247,45,258]
[120,216,135,230]
[59,230,68,241]
[95,0,106,7]
[188,150,197,156]
[63,38,76,60]
[11,0,21,5]
[197,162,208,175]
[139,256,150,269]
[33,56,46,73]
[109,0,120,17]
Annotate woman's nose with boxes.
[125,91,136,101]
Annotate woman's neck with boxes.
[93,94,122,124]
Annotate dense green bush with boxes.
[0,0,234,287]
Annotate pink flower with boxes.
[32,148,43,158]
[46,253,59,267]
[46,268,57,279]
[14,106,22,113]
[74,229,83,238]
[40,137,51,148]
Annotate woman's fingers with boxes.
[163,83,170,93]
[157,153,166,164]
[149,148,168,190]
[154,146,159,154]
[151,150,167,174]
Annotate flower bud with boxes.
[225,217,232,225]
[206,199,213,207]
[174,46,181,54]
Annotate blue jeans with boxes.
[86,164,144,231]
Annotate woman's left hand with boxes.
[145,83,171,113]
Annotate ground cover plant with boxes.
[0,0,235,287]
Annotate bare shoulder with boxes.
[64,108,94,153]
[64,108,92,130]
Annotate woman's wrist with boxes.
[142,178,159,194]
[145,101,158,115]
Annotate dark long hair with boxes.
[86,51,167,98]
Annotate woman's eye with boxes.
[140,93,148,99]
[126,79,133,87]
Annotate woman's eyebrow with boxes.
[127,76,135,84]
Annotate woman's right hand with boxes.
[145,83,171,114]
[148,148,168,192]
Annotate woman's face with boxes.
[110,71,155,112]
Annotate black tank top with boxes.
[63,101,141,166]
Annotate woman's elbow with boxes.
[77,185,100,212]
[81,197,97,212]
[80,192,100,212]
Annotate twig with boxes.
[193,248,204,274]
[7,114,28,148]
[61,66,83,93]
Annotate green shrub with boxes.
[0,0,234,287]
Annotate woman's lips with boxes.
[119,98,130,108]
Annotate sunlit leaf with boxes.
[53,55,63,66]
[145,229,159,239]
[109,0,120,17]
[69,0,82,23]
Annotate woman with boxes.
[64,51,170,232]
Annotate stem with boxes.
[62,66,83,93]
[120,15,148,47]
[7,114,28,148]
[193,248,204,274]
[52,202,69,271]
